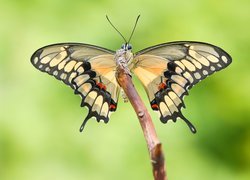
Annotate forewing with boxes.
[132,41,232,133]
[31,43,120,131]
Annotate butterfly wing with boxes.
[31,43,120,131]
[132,41,232,133]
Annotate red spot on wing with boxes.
[97,82,107,91]
[109,104,116,111]
[151,104,159,110]
[158,83,167,91]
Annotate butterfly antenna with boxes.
[127,15,140,44]
[106,15,127,43]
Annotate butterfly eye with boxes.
[127,44,132,50]
[121,44,126,49]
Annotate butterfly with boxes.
[30,17,232,133]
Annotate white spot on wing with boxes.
[172,75,188,87]
[74,62,83,70]
[64,60,77,72]
[33,57,39,64]
[210,66,216,71]
[58,60,67,70]
[45,67,50,72]
[164,95,178,114]
[168,91,181,106]
[207,55,219,63]
[175,67,183,74]
[222,55,228,63]
[74,74,90,86]
[100,102,109,117]
[189,57,202,69]
[202,70,208,75]
[60,73,67,80]
[40,56,51,64]
[171,83,186,97]
[217,64,222,68]
[77,67,84,74]
[78,83,92,96]
[183,71,194,83]
[92,95,103,113]
[181,59,196,71]
[159,102,171,117]
[50,51,67,67]
[68,72,77,83]
[53,71,58,76]
[84,91,98,106]
[175,61,185,70]
[194,72,201,79]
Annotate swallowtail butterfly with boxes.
[31,17,232,133]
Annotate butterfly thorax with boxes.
[115,48,133,76]
[115,47,133,103]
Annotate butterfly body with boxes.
[31,41,232,133]
[115,43,133,76]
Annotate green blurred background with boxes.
[0,0,249,179]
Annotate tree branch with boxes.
[116,68,167,180]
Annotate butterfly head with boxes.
[121,43,132,51]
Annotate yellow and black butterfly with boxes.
[31,16,232,133]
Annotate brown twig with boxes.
[116,68,167,180]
